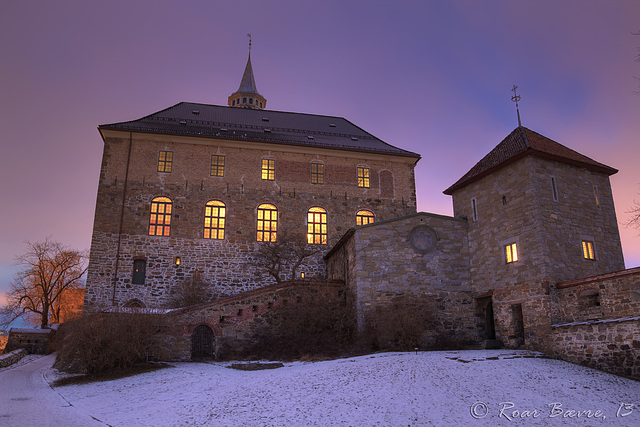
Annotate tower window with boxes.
[471,198,478,222]
[307,207,327,245]
[505,243,518,263]
[593,186,600,207]
[210,155,225,177]
[551,177,559,201]
[204,200,226,239]
[158,151,173,173]
[249,98,253,104]
[243,97,247,103]
[149,197,172,236]
[257,203,277,242]
[311,162,324,184]
[261,159,275,180]
[357,167,370,188]
[582,240,595,260]
[356,209,375,226]
[132,259,146,285]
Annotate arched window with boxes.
[149,196,172,236]
[124,299,146,308]
[356,209,375,226]
[307,207,327,245]
[204,200,226,239]
[257,204,277,242]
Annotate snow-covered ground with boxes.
[50,350,639,426]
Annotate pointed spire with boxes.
[228,34,267,110]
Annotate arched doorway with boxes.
[191,325,214,360]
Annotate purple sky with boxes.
[2,1,640,305]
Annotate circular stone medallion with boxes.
[409,226,437,253]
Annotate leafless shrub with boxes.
[233,288,355,360]
[54,311,167,375]
[169,273,212,308]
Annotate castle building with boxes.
[84,51,639,378]
[85,53,420,311]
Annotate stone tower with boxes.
[444,126,625,350]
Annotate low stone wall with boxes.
[0,349,28,368]
[164,279,347,361]
[550,317,640,380]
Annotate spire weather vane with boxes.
[511,85,522,127]
[247,33,252,53]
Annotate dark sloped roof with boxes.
[444,126,617,195]
[231,54,262,97]
[99,102,421,159]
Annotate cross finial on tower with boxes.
[511,85,522,127]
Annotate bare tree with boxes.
[251,232,323,283]
[2,238,87,328]
[626,198,640,230]
[634,30,640,95]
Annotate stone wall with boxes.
[326,212,476,348]
[0,349,27,368]
[552,267,640,324]
[4,329,54,355]
[162,279,346,361]
[550,318,640,380]
[86,132,417,311]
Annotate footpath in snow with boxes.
[51,350,640,426]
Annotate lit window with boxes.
[257,204,277,242]
[204,200,226,239]
[505,243,518,263]
[132,260,146,285]
[262,159,275,180]
[311,162,324,184]
[149,197,172,236]
[593,186,600,207]
[158,151,173,173]
[210,155,225,177]
[357,167,370,188]
[582,241,595,260]
[307,207,327,245]
[356,209,375,226]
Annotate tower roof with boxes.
[229,53,266,110]
[232,54,261,96]
[443,126,617,195]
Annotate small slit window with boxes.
[551,177,559,201]
[471,198,478,222]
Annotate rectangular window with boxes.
[551,177,558,201]
[210,155,225,177]
[582,241,595,260]
[311,163,324,184]
[593,186,600,207]
[261,159,275,180]
[471,198,478,222]
[505,243,518,263]
[158,151,173,173]
[357,167,370,188]
[132,260,146,285]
